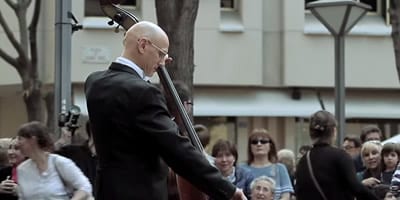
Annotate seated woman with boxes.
[211,139,253,198]
[250,175,275,200]
[16,121,92,200]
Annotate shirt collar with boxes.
[115,57,150,81]
[226,167,236,183]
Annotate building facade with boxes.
[0,0,399,161]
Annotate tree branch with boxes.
[390,0,400,81]
[0,10,23,71]
[29,0,40,78]
[5,0,17,10]
[21,0,32,9]
[0,6,24,62]
[29,0,40,30]
[0,48,17,68]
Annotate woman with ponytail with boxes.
[295,110,377,200]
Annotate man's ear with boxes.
[137,38,147,54]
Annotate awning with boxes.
[73,87,400,119]
[193,88,320,117]
[382,135,400,145]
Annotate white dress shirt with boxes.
[115,56,150,81]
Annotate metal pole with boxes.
[334,35,345,146]
[54,0,72,137]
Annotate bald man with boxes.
[85,21,246,200]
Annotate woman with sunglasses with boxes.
[241,128,293,200]
[295,110,377,200]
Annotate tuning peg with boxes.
[108,20,114,26]
[114,25,120,33]
[114,13,123,23]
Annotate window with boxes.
[305,0,391,27]
[219,0,242,32]
[85,0,137,17]
[221,0,237,11]
[305,0,380,14]
[360,0,378,13]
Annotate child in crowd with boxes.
[381,143,400,185]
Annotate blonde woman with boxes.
[356,140,383,188]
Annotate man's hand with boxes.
[54,128,72,150]
[231,188,247,200]
[163,55,173,65]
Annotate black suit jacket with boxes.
[85,62,236,200]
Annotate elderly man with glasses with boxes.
[85,21,247,200]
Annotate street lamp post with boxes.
[55,0,72,137]
[306,0,370,145]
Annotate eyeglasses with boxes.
[147,39,168,59]
[250,139,271,145]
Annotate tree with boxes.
[155,2,204,200]
[390,0,400,80]
[0,0,53,126]
[155,0,199,103]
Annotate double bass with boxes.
[99,1,208,200]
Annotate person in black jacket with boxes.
[295,110,378,200]
[85,21,246,200]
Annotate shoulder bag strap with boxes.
[53,155,70,188]
[306,151,328,200]
[54,155,94,200]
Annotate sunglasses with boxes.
[250,139,271,145]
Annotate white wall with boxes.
[282,0,399,88]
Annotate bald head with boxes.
[123,21,168,51]
[121,21,170,77]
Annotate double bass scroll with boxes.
[99,0,139,30]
